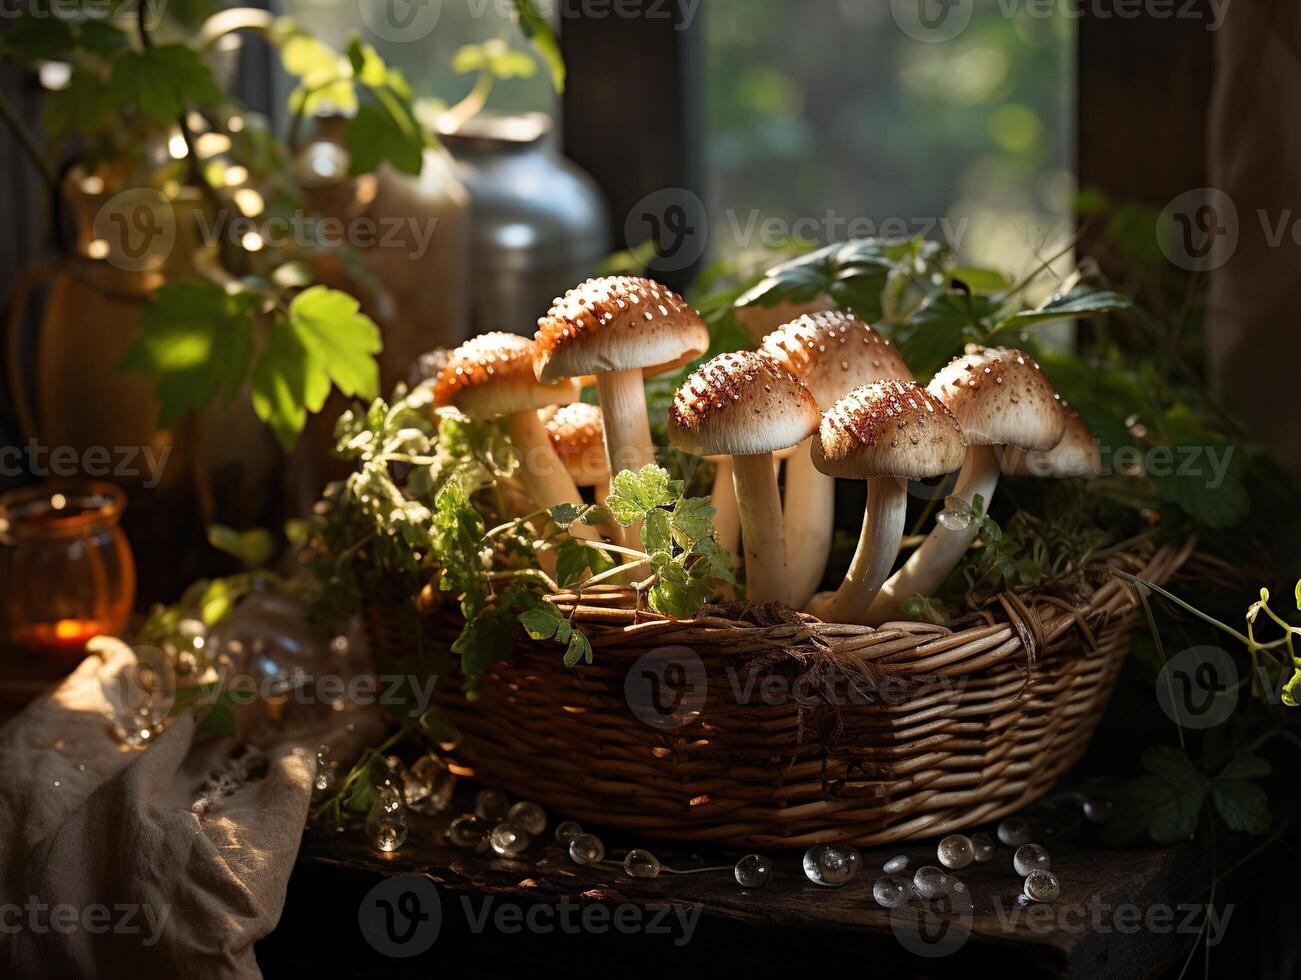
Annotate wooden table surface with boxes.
[256,783,1266,980]
[0,649,1280,979]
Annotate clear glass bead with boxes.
[883,854,909,873]
[405,754,457,815]
[623,848,661,878]
[971,832,996,862]
[507,801,547,836]
[474,788,510,821]
[489,822,531,856]
[448,814,491,848]
[1014,843,1052,876]
[912,865,950,900]
[734,854,772,888]
[365,785,407,853]
[873,874,911,909]
[936,496,975,530]
[937,834,974,870]
[569,834,605,865]
[312,746,335,799]
[554,820,584,845]
[802,844,862,887]
[1083,795,1114,824]
[997,816,1032,846]
[1024,869,1061,903]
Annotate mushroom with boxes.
[760,310,915,608]
[534,275,710,479]
[435,333,597,540]
[544,402,611,504]
[667,351,821,605]
[1001,407,1102,478]
[807,381,967,624]
[865,346,1067,623]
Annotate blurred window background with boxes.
[275,0,1074,280]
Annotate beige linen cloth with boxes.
[0,637,383,979]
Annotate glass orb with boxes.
[734,854,773,888]
[554,820,584,845]
[1014,843,1052,876]
[997,816,1032,847]
[623,848,661,878]
[1024,869,1061,903]
[913,865,950,900]
[569,833,605,865]
[489,822,531,856]
[474,788,510,821]
[873,874,911,909]
[937,834,974,870]
[802,844,862,887]
[507,800,547,836]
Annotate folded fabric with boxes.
[0,637,384,979]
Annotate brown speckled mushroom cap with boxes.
[814,380,967,480]
[534,276,710,383]
[668,351,821,457]
[759,310,914,410]
[545,402,608,486]
[435,332,582,418]
[928,346,1066,451]
[1002,407,1102,478]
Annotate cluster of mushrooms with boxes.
[432,275,1100,627]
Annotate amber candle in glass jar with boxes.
[0,482,136,662]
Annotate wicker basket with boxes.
[364,539,1193,848]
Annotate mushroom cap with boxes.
[928,346,1066,451]
[759,309,914,410]
[545,402,608,486]
[534,276,710,383]
[1002,407,1102,478]
[814,380,967,480]
[668,351,821,457]
[435,332,582,418]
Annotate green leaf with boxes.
[1294,578,1300,611]
[1106,746,1206,844]
[1,15,75,61]
[44,69,119,137]
[895,293,988,379]
[554,539,614,587]
[647,554,712,619]
[287,286,382,401]
[605,464,683,525]
[197,693,237,738]
[1001,283,1133,330]
[548,503,585,529]
[642,508,673,555]
[206,524,274,569]
[121,279,258,428]
[511,0,565,91]
[250,318,320,449]
[563,629,593,667]
[519,604,566,641]
[346,101,424,176]
[77,19,131,55]
[692,536,736,585]
[111,44,222,122]
[1216,752,1270,782]
[948,267,1012,294]
[1210,779,1271,835]
[671,496,716,547]
[1282,668,1301,708]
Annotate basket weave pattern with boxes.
[365,541,1192,848]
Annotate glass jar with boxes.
[0,482,136,662]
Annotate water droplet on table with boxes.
[623,849,661,878]
[506,800,547,836]
[365,785,407,853]
[474,788,510,821]
[554,820,584,845]
[937,834,974,870]
[734,854,772,888]
[1023,869,1060,903]
[913,865,950,899]
[569,834,605,866]
[490,823,531,856]
[883,854,909,873]
[802,844,861,887]
[873,874,911,908]
[1014,843,1052,876]
[448,814,490,848]
[971,832,996,862]
[405,754,456,815]
[998,816,1032,846]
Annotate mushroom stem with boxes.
[865,445,1002,623]
[504,412,598,542]
[783,438,835,608]
[596,368,655,475]
[731,452,791,606]
[808,476,906,625]
[596,368,655,548]
[710,458,742,573]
